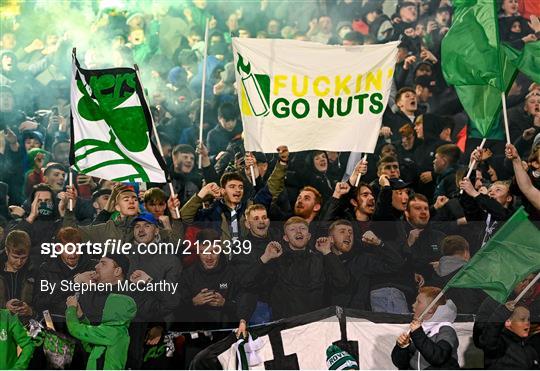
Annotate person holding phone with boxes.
[0,230,34,318]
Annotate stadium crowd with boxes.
[0,0,539,369]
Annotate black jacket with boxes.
[459,193,514,251]
[413,114,448,199]
[243,247,349,320]
[403,223,445,281]
[167,164,219,205]
[11,217,62,266]
[392,325,460,369]
[0,255,35,310]
[330,240,404,310]
[382,109,420,142]
[34,256,97,318]
[206,124,242,157]
[476,304,540,369]
[433,166,458,202]
[177,258,242,329]
[507,103,536,144]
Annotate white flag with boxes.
[232,38,398,153]
[70,53,168,182]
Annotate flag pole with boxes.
[69,48,76,213]
[460,137,487,194]
[246,152,256,186]
[68,171,73,212]
[134,65,180,219]
[354,154,368,187]
[198,18,210,169]
[417,288,448,321]
[514,272,540,303]
[501,92,511,144]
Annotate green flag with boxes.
[442,0,506,90]
[456,51,516,140]
[446,207,540,303]
[503,42,540,84]
[441,0,518,138]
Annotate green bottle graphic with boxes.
[237,53,269,117]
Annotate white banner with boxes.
[232,38,398,153]
[216,318,481,370]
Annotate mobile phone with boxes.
[43,310,56,331]
[74,292,80,301]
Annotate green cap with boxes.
[326,344,359,370]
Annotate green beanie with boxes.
[326,344,359,370]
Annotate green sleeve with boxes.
[66,307,117,346]
[10,314,34,370]
[63,209,105,241]
[266,162,287,200]
[179,195,204,223]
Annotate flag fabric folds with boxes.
[70,52,168,183]
[446,207,540,303]
[441,0,518,139]
[441,0,507,90]
[503,42,540,84]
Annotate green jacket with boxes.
[66,294,137,370]
[0,309,34,370]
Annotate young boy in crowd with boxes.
[476,301,540,369]
[392,286,460,369]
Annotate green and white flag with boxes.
[70,52,168,182]
[232,38,398,153]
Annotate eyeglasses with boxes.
[383,164,399,170]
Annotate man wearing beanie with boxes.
[326,344,359,370]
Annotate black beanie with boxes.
[104,253,130,277]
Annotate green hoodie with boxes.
[66,294,137,370]
[0,309,34,370]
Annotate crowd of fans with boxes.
[1,0,539,369]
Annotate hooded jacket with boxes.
[477,304,540,369]
[402,223,446,282]
[66,294,137,370]
[330,240,405,310]
[178,257,243,329]
[34,255,97,318]
[23,147,48,196]
[301,151,339,202]
[0,254,34,310]
[414,114,448,199]
[12,215,62,267]
[392,300,460,369]
[0,308,34,369]
[427,256,486,315]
